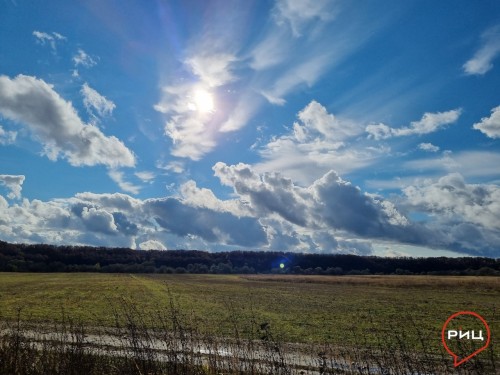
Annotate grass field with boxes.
[0,273,498,348]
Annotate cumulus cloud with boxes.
[404,173,500,230]
[0,166,498,255]
[463,26,500,75]
[71,190,267,249]
[73,49,97,68]
[214,162,312,226]
[312,171,409,235]
[0,175,25,199]
[473,105,500,139]
[73,192,141,212]
[179,180,248,216]
[255,101,373,184]
[403,174,500,255]
[0,74,135,168]
[214,162,500,255]
[418,143,440,152]
[81,83,116,118]
[139,240,167,250]
[144,197,268,247]
[32,30,66,51]
[81,207,118,234]
[366,109,461,139]
[0,125,17,145]
[214,162,410,239]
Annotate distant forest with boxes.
[0,241,499,276]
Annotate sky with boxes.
[0,0,499,258]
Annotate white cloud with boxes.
[219,93,261,132]
[135,171,155,183]
[402,174,500,255]
[73,192,141,212]
[260,52,332,105]
[144,197,268,247]
[32,30,66,51]
[185,53,237,88]
[108,170,141,195]
[366,109,461,139]
[405,151,500,178]
[213,162,409,236]
[214,162,500,256]
[139,240,167,250]
[255,101,373,184]
[180,180,251,217]
[404,173,500,230]
[81,207,118,234]
[473,105,500,139]
[418,143,440,152]
[273,0,335,37]
[0,165,498,255]
[156,160,185,174]
[249,30,291,70]
[73,49,97,68]
[0,125,17,145]
[155,51,238,160]
[297,100,362,141]
[0,175,25,199]
[463,25,500,75]
[81,83,116,118]
[0,74,135,168]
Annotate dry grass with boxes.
[1,297,498,375]
[241,274,500,290]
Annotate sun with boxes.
[193,89,215,113]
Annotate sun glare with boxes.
[193,89,215,113]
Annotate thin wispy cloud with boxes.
[81,83,116,119]
[0,125,17,145]
[73,48,97,68]
[273,0,336,37]
[366,109,461,140]
[32,30,66,52]
[463,25,500,75]
[108,170,141,195]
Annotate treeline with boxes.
[0,240,499,275]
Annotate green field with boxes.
[0,273,498,351]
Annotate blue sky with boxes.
[0,0,499,257]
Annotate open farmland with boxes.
[1,273,499,375]
[1,273,498,348]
